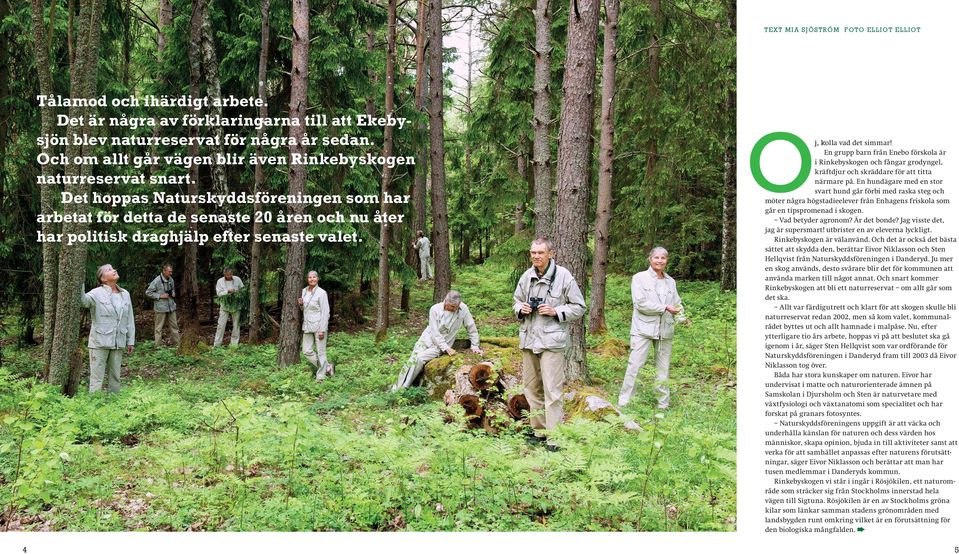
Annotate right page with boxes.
[740,1,958,550]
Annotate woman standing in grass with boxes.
[618,247,691,410]
[298,270,333,380]
[81,264,135,393]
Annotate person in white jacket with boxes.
[618,246,691,410]
[412,230,433,280]
[81,264,135,393]
[214,267,244,347]
[512,238,586,435]
[391,290,483,391]
[298,271,332,380]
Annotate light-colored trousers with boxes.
[214,309,241,347]
[302,332,330,377]
[618,336,673,408]
[394,341,441,389]
[521,349,566,431]
[154,311,181,346]
[89,348,123,393]
[419,255,433,279]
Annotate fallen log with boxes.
[498,371,521,392]
[505,393,530,419]
[481,400,512,434]
[443,365,484,428]
[468,361,497,390]
[428,338,641,434]
[421,338,524,400]
[495,371,528,420]
[459,396,483,429]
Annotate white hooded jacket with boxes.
[300,286,330,334]
[630,267,686,340]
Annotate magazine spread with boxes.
[0,0,954,552]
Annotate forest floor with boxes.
[0,262,736,531]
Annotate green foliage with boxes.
[610,0,734,278]
[467,0,734,280]
[214,286,249,314]
[0,262,734,531]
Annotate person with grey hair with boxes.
[412,230,433,280]
[298,270,333,380]
[513,237,586,445]
[145,263,181,347]
[618,246,691,410]
[80,264,135,393]
[391,290,483,390]
[214,267,244,347]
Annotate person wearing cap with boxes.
[298,271,333,380]
[512,237,586,439]
[391,290,483,390]
[145,263,181,347]
[617,246,691,410]
[80,264,135,393]
[412,230,433,280]
[214,267,244,347]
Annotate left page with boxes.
[0,0,735,550]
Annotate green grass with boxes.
[0,262,735,531]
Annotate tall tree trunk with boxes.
[588,0,618,335]
[375,0,397,341]
[720,0,736,292]
[198,0,228,195]
[157,0,172,52]
[30,0,60,375]
[47,0,107,392]
[643,0,661,250]
[277,0,309,366]
[429,0,451,302]
[178,0,205,353]
[460,20,474,264]
[150,0,173,176]
[403,0,428,303]
[514,136,530,233]
[67,0,74,64]
[553,0,601,382]
[0,2,7,244]
[249,0,271,341]
[400,223,413,310]
[365,25,376,117]
[412,0,429,240]
[122,0,131,86]
[532,0,553,238]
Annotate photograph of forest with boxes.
[0,0,736,531]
